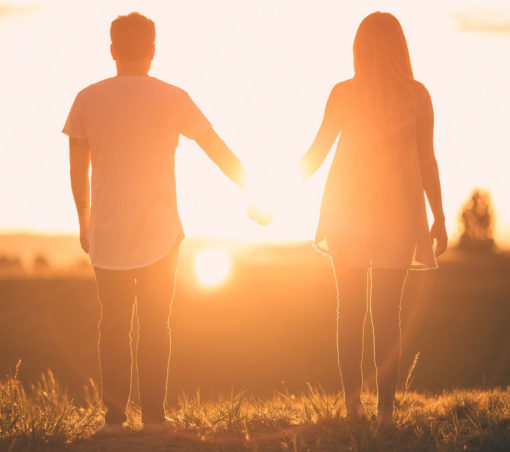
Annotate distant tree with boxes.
[0,255,24,275]
[457,189,495,252]
[33,253,51,273]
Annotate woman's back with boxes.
[314,78,437,270]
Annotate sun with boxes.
[194,249,231,287]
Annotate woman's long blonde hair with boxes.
[353,12,416,119]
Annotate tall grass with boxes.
[0,364,509,451]
[0,361,102,449]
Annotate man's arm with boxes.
[69,137,91,253]
[195,128,247,191]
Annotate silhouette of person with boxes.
[63,12,249,435]
[299,12,448,425]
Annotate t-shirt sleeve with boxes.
[178,91,212,140]
[62,91,86,139]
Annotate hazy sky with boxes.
[1,0,510,245]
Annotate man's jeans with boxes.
[94,243,180,424]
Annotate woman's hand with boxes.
[430,220,448,257]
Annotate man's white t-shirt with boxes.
[63,76,211,270]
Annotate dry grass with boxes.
[0,364,509,451]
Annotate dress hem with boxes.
[312,241,438,271]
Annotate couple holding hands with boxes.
[63,11,447,435]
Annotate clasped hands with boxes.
[247,201,274,226]
[245,166,304,226]
[245,177,276,226]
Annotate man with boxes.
[63,12,248,434]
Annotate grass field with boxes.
[1,364,509,451]
[2,241,510,402]
[1,238,510,450]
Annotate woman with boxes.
[299,12,447,424]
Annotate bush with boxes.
[458,189,495,252]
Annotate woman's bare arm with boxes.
[417,87,448,256]
[299,86,342,180]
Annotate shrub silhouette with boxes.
[0,255,24,275]
[458,189,495,252]
[33,254,51,273]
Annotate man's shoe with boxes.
[142,417,174,434]
[94,422,127,437]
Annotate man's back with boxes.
[64,76,211,269]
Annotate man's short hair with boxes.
[110,12,155,60]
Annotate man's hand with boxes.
[80,226,90,253]
[247,202,274,226]
[245,171,277,226]
[431,220,448,257]
[77,205,90,253]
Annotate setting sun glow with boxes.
[1,0,510,246]
[194,249,231,287]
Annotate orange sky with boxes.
[1,0,510,245]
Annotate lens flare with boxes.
[194,249,231,287]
